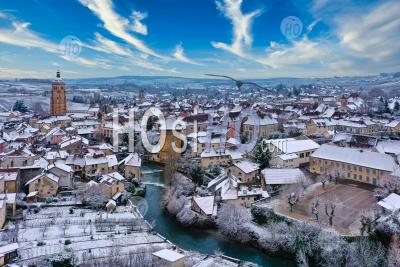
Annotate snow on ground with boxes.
[15,205,170,265]
[10,204,244,266]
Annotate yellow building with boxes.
[119,153,141,180]
[228,160,259,183]
[0,171,18,193]
[158,128,183,164]
[385,120,400,132]
[50,70,67,116]
[99,172,125,199]
[310,144,395,186]
[26,173,59,198]
[268,138,320,167]
[242,115,278,138]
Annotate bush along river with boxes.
[141,163,295,267]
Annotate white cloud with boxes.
[0,67,52,78]
[259,38,328,68]
[311,0,329,12]
[0,20,58,53]
[336,0,400,62]
[173,43,203,66]
[211,0,261,57]
[131,11,147,35]
[84,33,177,72]
[87,32,132,57]
[79,0,163,58]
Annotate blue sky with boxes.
[0,0,399,79]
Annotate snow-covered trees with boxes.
[389,234,400,267]
[311,199,320,222]
[374,175,400,200]
[324,201,336,227]
[288,192,299,213]
[346,239,387,267]
[78,184,108,210]
[216,204,252,243]
[359,210,379,236]
[161,174,213,228]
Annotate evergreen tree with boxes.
[394,102,400,112]
[189,165,205,186]
[251,140,271,169]
[13,100,28,113]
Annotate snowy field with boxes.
[14,206,171,266]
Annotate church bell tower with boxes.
[50,69,67,116]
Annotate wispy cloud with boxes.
[79,0,164,58]
[173,43,203,66]
[85,33,177,73]
[259,37,328,68]
[0,67,52,78]
[131,11,147,35]
[0,17,58,53]
[335,0,400,62]
[86,32,132,57]
[211,0,261,57]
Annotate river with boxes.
[142,164,295,267]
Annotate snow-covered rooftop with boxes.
[262,168,304,185]
[312,144,396,171]
[152,248,185,262]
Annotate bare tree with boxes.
[324,201,336,227]
[311,199,319,222]
[288,192,299,213]
[62,220,69,236]
[360,210,379,236]
[317,175,328,189]
[41,220,51,238]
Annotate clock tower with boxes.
[50,69,67,116]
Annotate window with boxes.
[359,175,362,180]
[366,168,370,174]
[348,172,351,178]
[306,152,310,157]
[367,177,370,182]
[354,174,357,179]
[359,166,362,171]
[300,153,305,158]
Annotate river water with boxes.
[142,164,295,267]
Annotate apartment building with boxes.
[310,144,397,186]
[268,138,320,168]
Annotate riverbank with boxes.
[153,164,393,266]
[142,163,295,266]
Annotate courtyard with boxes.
[265,181,377,235]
